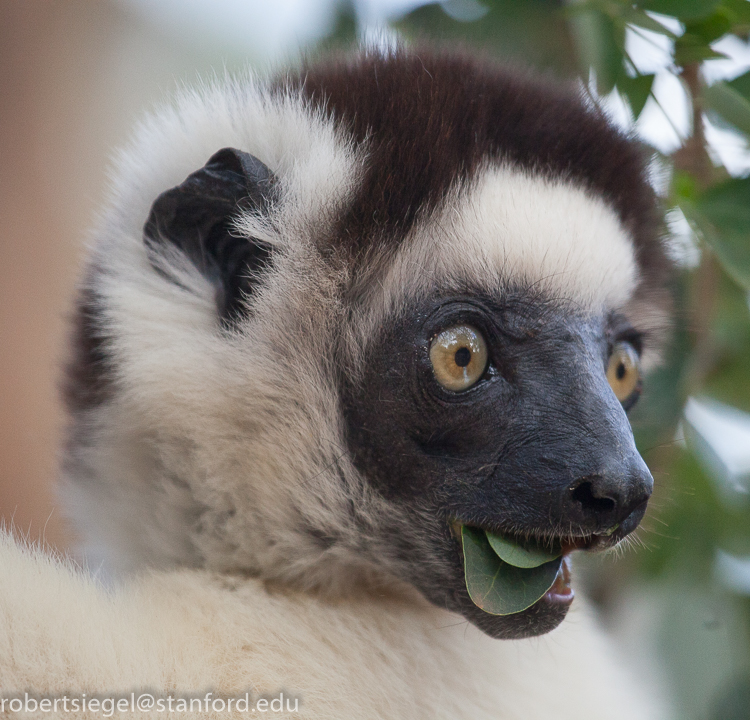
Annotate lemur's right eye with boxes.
[429,325,488,393]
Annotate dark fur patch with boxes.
[62,281,113,415]
[143,148,277,329]
[285,47,669,290]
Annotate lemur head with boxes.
[63,47,671,639]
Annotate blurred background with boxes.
[2,0,750,717]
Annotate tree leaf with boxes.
[567,7,625,94]
[622,8,678,37]
[727,70,750,102]
[695,178,750,290]
[723,0,750,27]
[673,171,700,203]
[704,81,750,136]
[485,531,561,568]
[395,0,579,77]
[618,73,656,119]
[461,526,562,615]
[674,33,729,65]
[684,9,734,44]
[314,1,357,54]
[641,0,721,22]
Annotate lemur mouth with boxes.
[543,554,573,605]
[451,522,627,617]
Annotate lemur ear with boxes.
[143,147,277,328]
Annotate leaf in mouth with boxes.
[461,526,563,615]
[485,531,561,568]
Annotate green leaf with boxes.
[674,33,729,65]
[684,9,734,44]
[641,0,721,22]
[704,81,750,136]
[314,1,357,54]
[622,8,678,37]
[673,171,701,203]
[727,70,750,102]
[567,8,625,94]
[486,531,561,568]
[461,526,562,615]
[395,0,580,77]
[696,178,750,290]
[723,0,750,27]
[618,73,656,119]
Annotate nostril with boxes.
[571,480,616,515]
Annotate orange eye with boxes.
[429,325,488,392]
[607,342,641,405]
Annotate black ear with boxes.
[143,147,277,328]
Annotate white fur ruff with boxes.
[0,533,664,719]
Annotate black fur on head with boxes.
[286,47,669,295]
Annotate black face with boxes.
[342,291,653,639]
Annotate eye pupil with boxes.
[454,347,472,367]
[616,362,626,380]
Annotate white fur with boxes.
[365,165,639,342]
[65,79,367,578]
[0,532,665,719]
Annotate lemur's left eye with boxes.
[607,342,641,409]
[430,325,488,392]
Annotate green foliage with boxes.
[697,177,750,289]
[642,0,722,20]
[392,0,579,76]
[618,71,655,117]
[728,69,750,97]
[314,1,358,55]
[704,81,750,136]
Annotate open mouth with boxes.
[455,523,625,617]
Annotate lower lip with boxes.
[544,555,574,605]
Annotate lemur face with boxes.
[343,293,651,637]
[333,147,663,637]
[64,48,671,640]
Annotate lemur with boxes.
[0,46,672,719]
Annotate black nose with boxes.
[565,458,653,534]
